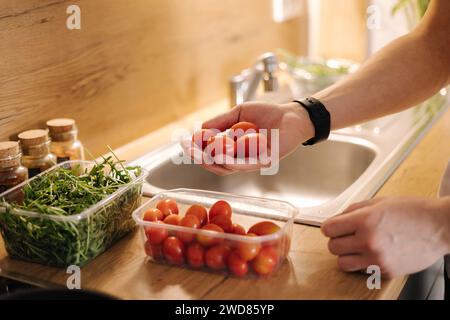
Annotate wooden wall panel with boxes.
[317,0,368,62]
[0,0,306,155]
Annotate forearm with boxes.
[311,1,450,130]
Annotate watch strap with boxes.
[293,98,331,146]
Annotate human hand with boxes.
[321,196,450,279]
[182,101,314,175]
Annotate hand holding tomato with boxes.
[198,101,315,175]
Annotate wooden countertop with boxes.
[1,101,450,299]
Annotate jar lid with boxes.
[46,118,76,133]
[0,141,20,159]
[18,129,49,147]
[0,141,21,168]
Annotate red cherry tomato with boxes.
[144,241,164,261]
[205,244,230,270]
[251,246,278,276]
[162,236,185,265]
[231,223,246,235]
[235,133,268,158]
[164,214,181,226]
[186,243,205,268]
[156,199,179,217]
[206,135,235,158]
[236,233,261,261]
[209,200,232,220]
[248,221,281,236]
[143,208,164,222]
[228,251,249,277]
[230,122,259,140]
[144,221,169,245]
[192,129,217,150]
[185,204,208,226]
[177,215,201,243]
[196,223,224,247]
[210,215,233,233]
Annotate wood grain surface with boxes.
[317,0,368,62]
[0,0,305,155]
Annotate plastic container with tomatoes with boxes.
[132,188,297,278]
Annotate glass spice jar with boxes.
[46,118,84,163]
[18,129,57,178]
[0,141,28,194]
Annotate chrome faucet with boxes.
[229,52,279,107]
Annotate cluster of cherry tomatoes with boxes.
[142,198,288,277]
[191,121,268,160]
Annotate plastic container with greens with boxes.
[279,50,359,97]
[0,158,146,267]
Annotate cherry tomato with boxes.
[251,246,278,276]
[227,251,249,277]
[185,204,208,226]
[205,244,230,270]
[144,221,168,245]
[164,214,181,226]
[192,129,217,150]
[177,215,201,243]
[230,122,259,140]
[248,221,281,236]
[144,241,164,261]
[231,223,246,235]
[209,200,232,220]
[156,199,179,217]
[143,208,164,222]
[196,223,224,247]
[236,233,261,261]
[206,135,235,158]
[162,236,185,265]
[235,133,268,158]
[210,215,233,233]
[186,243,205,268]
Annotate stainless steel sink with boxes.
[143,136,376,208]
[131,90,448,225]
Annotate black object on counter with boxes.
[0,288,116,300]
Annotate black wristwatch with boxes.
[293,98,331,146]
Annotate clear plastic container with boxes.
[0,160,146,267]
[285,57,359,97]
[133,189,298,278]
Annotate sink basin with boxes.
[145,137,376,209]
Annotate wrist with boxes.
[282,102,315,142]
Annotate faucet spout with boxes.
[229,52,279,107]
